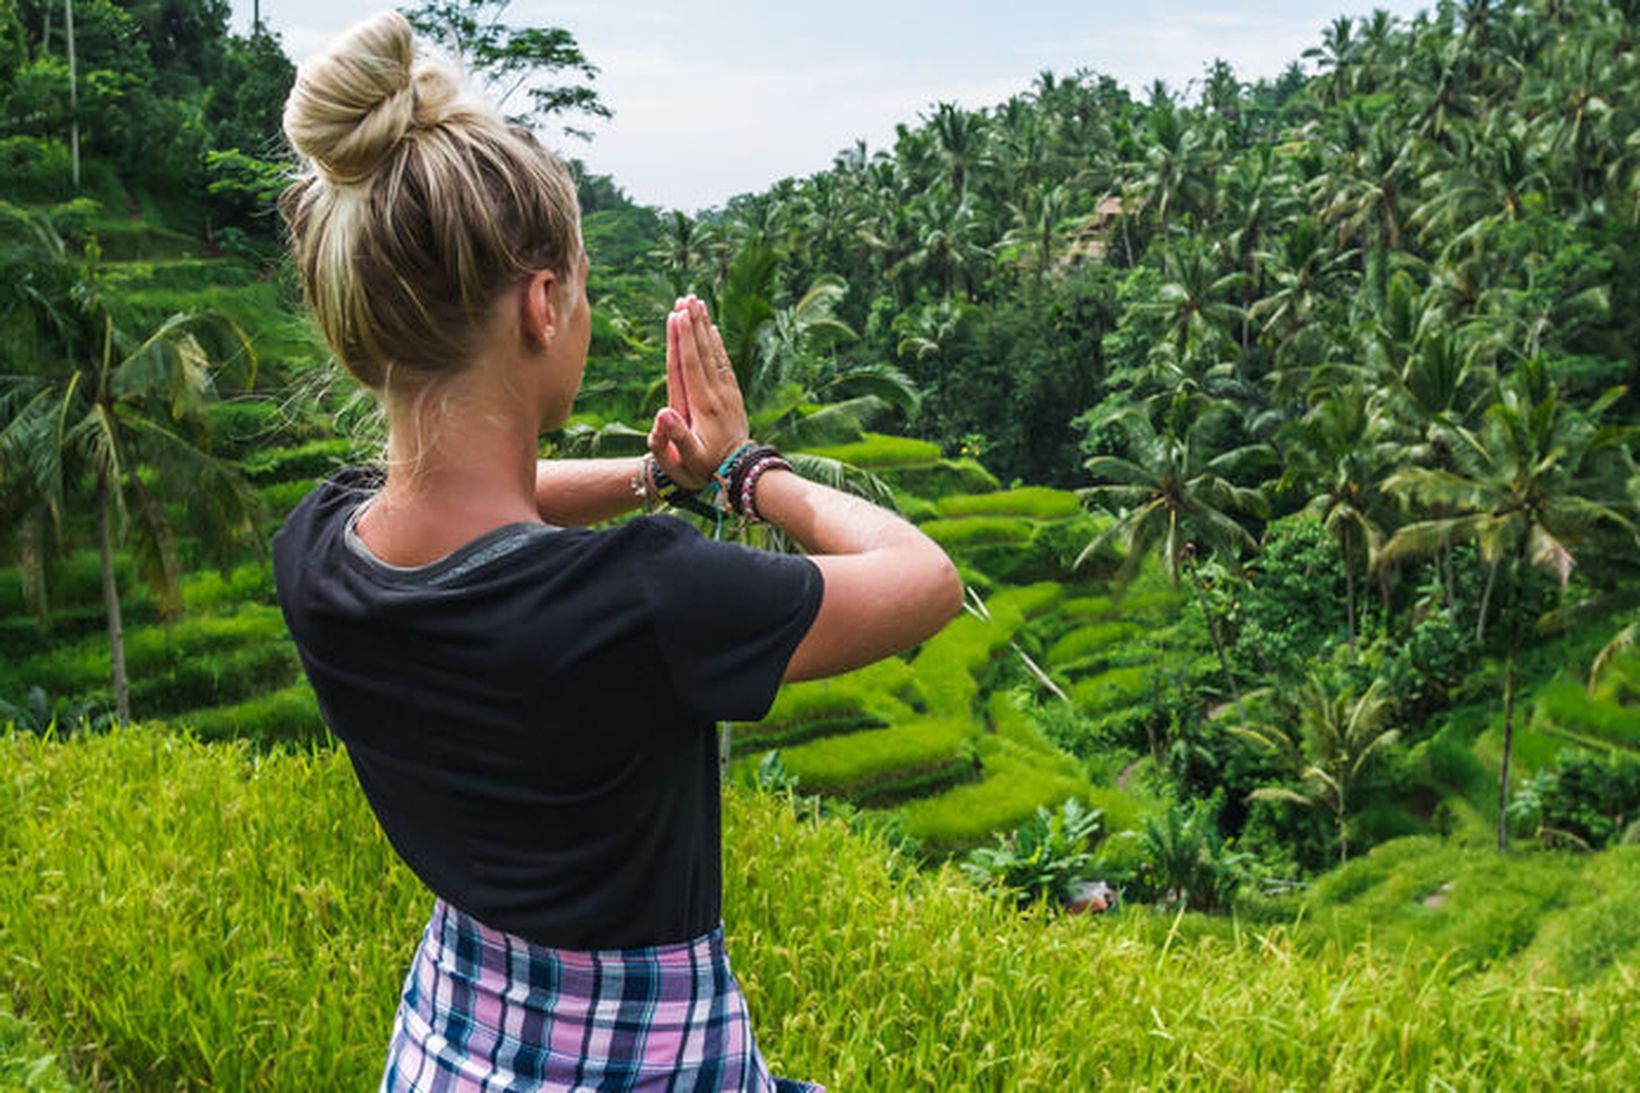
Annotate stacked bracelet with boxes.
[639,442,793,524]
[734,451,792,521]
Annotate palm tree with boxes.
[0,210,262,724]
[1411,118,1545,254]
[707,240,918,456]
[1311,118,1417,298]
[1141,239,1249,368]
[1378,365,1639,849]
[1124,99,1213,233]
[1279,383,1395,661]
[1303,16,1361,107]
[1077,399,1273,716]
[1521,37,1623,199]
[996,182,1072,288]
[650,211,719,297]
[1251,217,1357,350]
[1236,675,1400,863]
[925,101,990,199]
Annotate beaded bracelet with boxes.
[738,454,792,522]
[725,444,781,506]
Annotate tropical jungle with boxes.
[3,0,1640,1087]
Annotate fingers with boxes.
[649,407,709,489]
[665,302,690,424]
[670,304,715,417]
[703,318,745,415]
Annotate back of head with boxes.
[280,11,581,391]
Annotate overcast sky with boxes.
[233,1,1432,212]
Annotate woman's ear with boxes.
[520,270,560,348]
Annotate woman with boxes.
[271,12,961,1091]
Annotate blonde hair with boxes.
[279,11,582,391]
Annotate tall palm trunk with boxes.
[1186,553,1246,721]
[1476,558,1500,642]
[1343,530,1359,663]
[1337,782,1349,864]
[96,470,130,725]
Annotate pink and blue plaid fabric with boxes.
[381,899,824,1092]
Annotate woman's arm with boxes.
[754,471,962,681]
[648,297,962,682]
[532,457,648,527]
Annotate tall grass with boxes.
[0,996,73,1093]
[4,728,1638,1090]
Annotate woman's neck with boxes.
[360,367,549,566]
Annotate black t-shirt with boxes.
[272,467,823,949]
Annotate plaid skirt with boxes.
[380,899,824,1092]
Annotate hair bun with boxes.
[283,11,443,185]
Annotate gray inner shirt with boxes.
[344,502,555,588]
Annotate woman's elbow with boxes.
[925,547,965,629]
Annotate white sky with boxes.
[234,1,1432,212]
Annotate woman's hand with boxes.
[648,296,750,491]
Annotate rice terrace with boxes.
[3,0,1640,1088]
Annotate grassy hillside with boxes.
[2,727,1638,1090]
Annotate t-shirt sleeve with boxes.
[638,515,824,723]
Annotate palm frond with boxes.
[1590,621,1640,693]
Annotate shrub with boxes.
[1234,516,1347,680]
[1122,794,1249,912]
[38,550,138,612]
[985,691,1082,774]
[960,797,1103,906]
[0,137,73,201]
[1507,755,1640,849]
[2,607,291,700]
[126,642,302,719]
[176,564,276,611]
[0,685,114,739]
[1020,694,1108,761]
[1084,784,1150,836]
